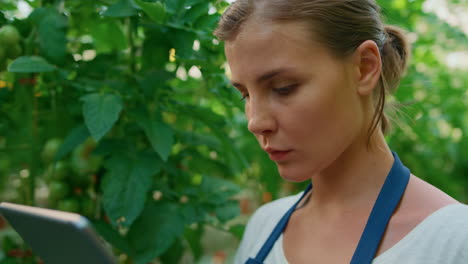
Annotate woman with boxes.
[214,0,468,263]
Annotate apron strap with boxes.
[245,258,263,264]
[350,152,410,264]
[246,151,410,264]
[248,183,312,263]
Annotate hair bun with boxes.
[384,25,410,65]
[381,25,411,93]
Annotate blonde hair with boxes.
[215,0,410,141]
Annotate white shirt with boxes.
[234,192,468,264]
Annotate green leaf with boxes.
[175,104,225,128]
[0,2,17,11]
[102,152,162,228]
[7,56,55,73]
[180,203,206,225]
[133,0,166,24]
[82,93,123,142]
[215,200,240,222]
[184,2,209,25]
[139,117,174,162]
[38,12,67,64]
[185,0,206,6]
[163,0,185,15]
[127,202,184,264]
[169,28,196,58]
[138,70,174,95]
[103,0,138,17]
[54,125,90,161]
[28,7,55,24]
[200,175,241,205]
[178,131,221,150]
[88,19,128,53]
[141,29,172,70]
[92,220,132,254]
[228,224,246,240]
[194,14,219,32]
[159,239,184,264]
[94,139,134,157]
[184,225,204,261]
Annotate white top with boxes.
[234,192,468,264]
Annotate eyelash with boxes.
[273,84,297,95]
[238,84,297,101]
[238,90,248,101]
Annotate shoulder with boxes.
[376,204,468,264]
[378,174,467,263]
[409,203,468,246]
[419,204,468,255]
[396,174,463,239]
[233,191,303,264]
[398,175,459,222]
[422,203,468,231]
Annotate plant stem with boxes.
[24,28,36,56]
[128,17,137,74]
[29,74,39,206]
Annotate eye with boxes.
[236,89,249,101]
[232,85,249,101]
[273,84,297,95]
[240,93,249,101]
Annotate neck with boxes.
[305,131,394,214]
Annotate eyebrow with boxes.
[231,68,293,89]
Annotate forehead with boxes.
[224,20,333,83]
[225,20,316,58]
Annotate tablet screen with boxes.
[0,202,117,264]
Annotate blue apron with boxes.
[246,151,410,264]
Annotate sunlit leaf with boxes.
[133,0,166,24]
[194,14,219,32]
[103,0,137,17]
[89,19,128,53]
[184,2,209,25]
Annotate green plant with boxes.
[0,0,244,263]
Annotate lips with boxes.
[264,147,292,162]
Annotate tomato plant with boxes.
[0,0,245,263]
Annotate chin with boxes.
[277,165,312,183]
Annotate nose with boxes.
[247,101,276,136]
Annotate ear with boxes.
[354,40,382,96]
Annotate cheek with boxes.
[288,77,361,145]
[289,86,338,128]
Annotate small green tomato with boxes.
[0,25,21,46]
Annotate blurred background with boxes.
[0,0,467,263]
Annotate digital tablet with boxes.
[0,202,117,264]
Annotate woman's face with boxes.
[225,21,368,182]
